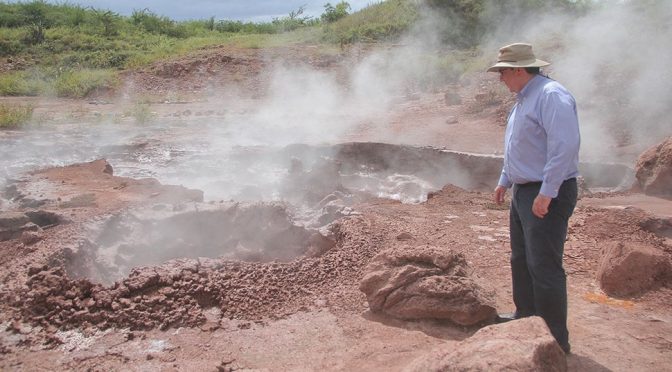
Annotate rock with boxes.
[0,212,29,229]
[0,212,41,241]
[444,91,462,106]
[20,230,43,246]
[59,193,97,208]
[635,137,672,198]
[404,316,566,372]
[103,162,114,175]
[597,241,672,297]
[359,245,496,325]
[19,198,47,208]
[639,216,672,239]
[25,210,63,227]
[305,232,336,257]
[124,270,161,292]
[396,232,414,241]
[3,184,20,200]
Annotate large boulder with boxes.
[404,316,567,372]
[597,241,671,297]
[635,137,672,198]
[359,245,496,325]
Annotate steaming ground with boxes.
[1,155,671,371]
[2,2,672,369]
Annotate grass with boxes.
[0,103,33,128]
[322,0,419,44]
[0,0,489,103]
[54,68,118,98]
[0,67,117,98]
[125,103,155,124]
[0,0,434,100]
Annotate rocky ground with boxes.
[0,45,671,371]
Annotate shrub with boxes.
[0,38,24,56]
[60,50,130,69]
[19,0,53,45]
[271,5,317,33]
[426,0,593,47]
[215,20,277,34]
[127,102,155,124]
[92,9,120,37]
[0,70,44,96]
[322,0,418,44]
[54,68,117,98]
[0,103,33,128]
[321,2,351,23]
[131,9,188,38]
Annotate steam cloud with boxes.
[479,0,672,163]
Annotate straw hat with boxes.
[487,43,550,72]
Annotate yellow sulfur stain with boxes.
[584,293,635,309]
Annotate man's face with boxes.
[498,68,517,92]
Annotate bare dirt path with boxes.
[1,45,671,371]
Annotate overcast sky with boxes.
[4,0,375,22]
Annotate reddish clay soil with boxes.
[1,45,671,371]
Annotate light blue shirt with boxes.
[498,74,580,198]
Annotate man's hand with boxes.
[532,194,552,218]
[494,185,507,205]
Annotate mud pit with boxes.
[12,141,631,286]
[3,137,666,371]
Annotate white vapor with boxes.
[481,0,672,163]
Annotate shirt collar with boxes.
[517,74,546,99]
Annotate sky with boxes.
[3,0,375,21]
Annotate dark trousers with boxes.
[509,178,577,347]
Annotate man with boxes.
[489,43,580,354]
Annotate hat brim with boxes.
[487,58,550,72]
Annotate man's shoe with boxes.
[494,313,517,324]
[560,343,571,354]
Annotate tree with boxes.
[272,5,314,32]
[321,1,351,23]
[93,9,119,37]
[20,1,51,45]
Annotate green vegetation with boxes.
[0,67,117,97]
[54,68,117,98]
[0,103,33,128]
[0,1,328,98]
[0,0,597,100]
[126,102,155,124]
[425,0,593,48]
[321,2,352,23]
[322,0,418,44]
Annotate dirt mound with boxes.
[119,45,345,99]
[16,222,345,330]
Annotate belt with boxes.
[515,177,576,188]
